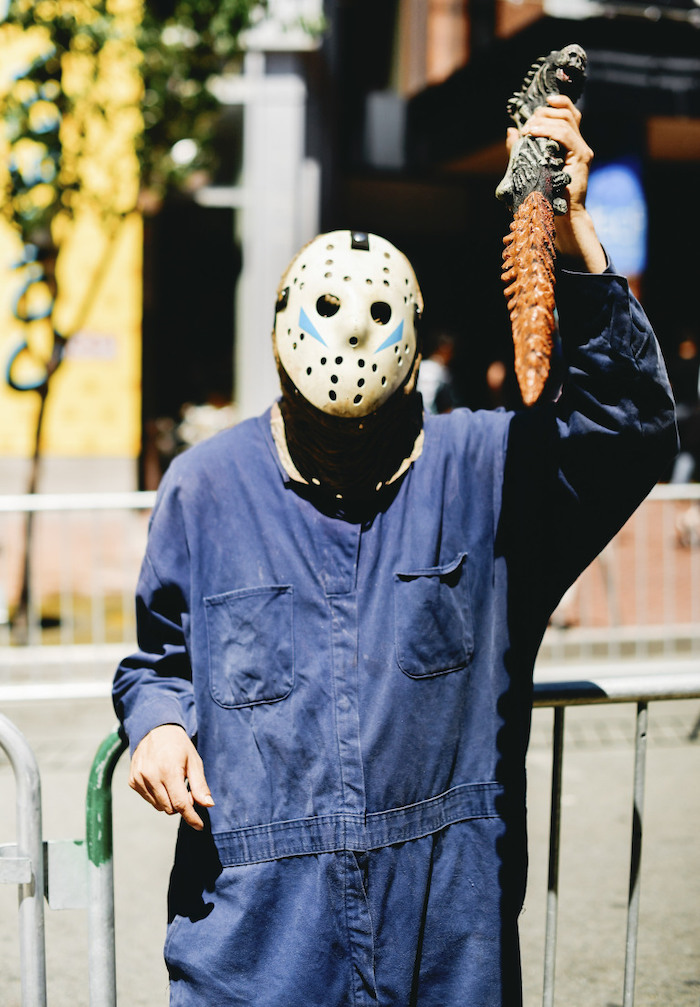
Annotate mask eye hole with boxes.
[276,287,289,313]
[316,294,340,318]
[371,301,391,325]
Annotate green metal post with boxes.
[85,727,128,1007]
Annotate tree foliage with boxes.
[0,0,265,244]
[139,0,262,198]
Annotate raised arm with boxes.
[499,100,678,650]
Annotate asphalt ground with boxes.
[1,693,699,1007]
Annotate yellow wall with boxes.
[0,1,143,459]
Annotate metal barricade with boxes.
[541,484,700,663]
[1,670,700,1005]
[1,484,699,670]
[0,713,126,1007]
[0,713,45,1007]
[85,729,129,1007]
[533,668,700,1007]
[0,484,699,670]
[0,491,155,660]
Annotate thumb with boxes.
[506,126,519,154]
[185,752,215,808]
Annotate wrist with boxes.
[555,208,606,273]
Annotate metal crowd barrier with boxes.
[1,669,700,1006]
[533,668,700,1007]
[0,491,155,656]
[0,713,127,1007]
[542,483,700,662]
[2,484,700,667]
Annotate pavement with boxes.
[0,689,699,1007]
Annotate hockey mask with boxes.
[273,230,423,417]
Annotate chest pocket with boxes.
[394,552,474,678]
[204,585,294,708]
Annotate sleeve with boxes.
[499,261,678,650]
[112,468,197,756]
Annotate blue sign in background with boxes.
[586,158,648,277]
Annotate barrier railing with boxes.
[0,712,45,1007]
[1,485,700,670]
[533,668,700,1007]
[0,492,155,670]
[0,713,126,1007]
[1,670,699,1005]
[542,483,700,662]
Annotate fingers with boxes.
[185,750,215,810]
[526,93,581,125]
[170,747,215,831]
[521,95,592,163]
[166,773,205,831]
[128,724,214,832]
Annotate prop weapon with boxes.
[496,44,587,405]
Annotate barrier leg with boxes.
[0,712,47,1007]
[542,706,565,1007]
[86,727,128,1007]
[622,701,648,1007]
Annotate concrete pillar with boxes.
[235,51,320,419]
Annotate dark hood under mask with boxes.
[276,361,424,505]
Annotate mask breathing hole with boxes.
[317,294,340,317]
[329,390,337,400]
[354,394,363,404]
[349,336,358,346]
[371,302,391,325]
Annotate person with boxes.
[669,334,700,484]
[113,95,677,1007]
[416,330,456,413]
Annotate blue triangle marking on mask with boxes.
[374,319,404,354]
[299,307,327,346]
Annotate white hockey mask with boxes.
[274,230,423,417]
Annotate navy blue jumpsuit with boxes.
[114,265,677,1006]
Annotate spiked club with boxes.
[495,44,587,405]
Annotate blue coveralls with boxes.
[113,266,677,1006]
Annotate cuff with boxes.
[123,695,191,757]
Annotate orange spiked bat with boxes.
[496,44,587,405]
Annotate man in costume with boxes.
[114,97,677,1005]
